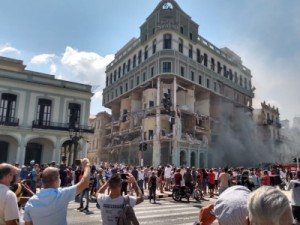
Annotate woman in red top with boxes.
[261,170,271,186]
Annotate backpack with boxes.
[117,195,139,225]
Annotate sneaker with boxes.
[80,207,87,212]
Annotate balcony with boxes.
[0,116,19,127]
[32,120,94,133]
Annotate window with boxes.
[180,26,184,34]
[229,69,233,80]
[144,46,148,60]
[152,40,156,54]
[68,103,81,129]
[223,65,227,77]
[163,62,171,72]
[118,67,121,78]
[217,62,221,74]
[110,74,112,84]
[180,66,185,77]
[189,33,193,40]
[143,72,146,82]
[0,141,8,163]
[206,79,210,88]
[204,53,208,67]
[249,80,252,90]
[114,70,117,81]
[163,34,172,49]
[106,77,108,87]
[191,71,194,81]
[127,59,131,72]
[133,55,136,68]
[239,75,243,86]
[138,50,142,64]
[199,75,202,85]
[130,79,134,89]
[151,67,154,77]
[214,82,217,91]
[179,38,183,53]
[123,63,126,75]
[234,72,238,83]
[36,99,52,126]
[244,78,247,89]
[149,101,154,107]
[136,76,140,85]
[189,45,193,59]
[115,89,118,97]
[125,83,128,92]
[211,58,215,71]
[120,86,123,95]
[197,49,201,63]
[0,93,17,123]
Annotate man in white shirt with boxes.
[0,163,19,225]
[164,165,172,191]
[97,173,143,225]
[288,170,300,223]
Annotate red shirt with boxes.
[207,172,215,184]
[174,173,182,185]
[261,175,270,186]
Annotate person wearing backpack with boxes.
[96,173,144,225]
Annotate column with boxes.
[19,135,26,165]
[172,77,178,166]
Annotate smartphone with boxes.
[120,173,128,180]
[75,159,81,166]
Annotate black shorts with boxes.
[208,183,215,189]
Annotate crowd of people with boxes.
[0,160,299,225]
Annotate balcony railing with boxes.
[0,116,19,127]
[32,120,94,133]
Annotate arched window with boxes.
[123,63,126,75]
[163,34,172,49]
[133,55,136,68]
[127,59,131,72]
[152,40,156,54]
[197,49,201,63]
[144,46,148,60]
[203,53,208,67]
[138,50,142,64]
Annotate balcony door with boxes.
[36,99,52,126]
[0,93,17,123]
[68,103,81,129]
[0,141,8,163]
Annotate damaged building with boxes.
[100,0,254,167]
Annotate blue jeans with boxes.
[79,188,89,209]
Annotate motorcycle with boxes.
[172,184,202,202]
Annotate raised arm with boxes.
[76,158,91,195]
[128,173,144,205]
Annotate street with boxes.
[66,189,292,225]
[67,194,218,225]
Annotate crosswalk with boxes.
[67,198,208,225]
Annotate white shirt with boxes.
[138,171,144,180]
[164,167,172,178]
[0,184,19,225]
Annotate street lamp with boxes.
[69,126,83,166]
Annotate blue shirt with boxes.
[24,186,77,225]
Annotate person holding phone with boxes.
[23,158,91,225]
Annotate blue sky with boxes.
[0,0,299,125]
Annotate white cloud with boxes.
[61,46,114,88]
[30,54,56,64]
[0,43,20,54]
[50,63,57,74]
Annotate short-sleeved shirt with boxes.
[24,185,77,225]
[288,179,300,206]
[97,194,137,225]
[208,172,215,185]
[0,184,19,225]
